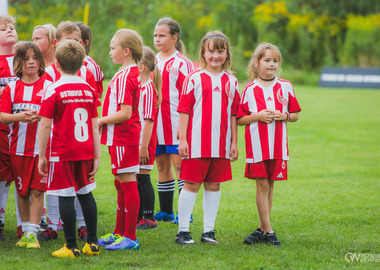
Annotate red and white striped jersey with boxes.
[0,77,51,157]
[84,55,104,97]
[39,75,98,162]
[138,80,158,154]
[177,69,240,159]
[0,54,19,132]
[45,63,100,106]
[101,64,141,146]
[156,51,194,145]
[237,78,301,163]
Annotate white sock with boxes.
[15,189,22,226]
[26,223,40,237]
[75,196,86,228]
[203,190,221,233]
[178,189,197,233]
[46,195,59,231]
[22,221,30,235]
[0,181,10,223]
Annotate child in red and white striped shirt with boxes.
[175,31,240,245]
[0,41,51,248]
[237,42,301,246]
[153,18,194,222]
[136,46,162,230]
[97,29,143,251]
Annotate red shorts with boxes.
[139,153,155,171]
[245,160,287,180]
[180,158,232,184]
[109,145,139,175]
[46,160,96,197]
[0,130,12,182]
[11,155,47,196]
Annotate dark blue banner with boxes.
[319,67,380,89]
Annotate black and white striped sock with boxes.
[157,180,175,214]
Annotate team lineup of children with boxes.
[0,14,301,257]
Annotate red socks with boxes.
[114,180,125,236]
[120,181,140,241]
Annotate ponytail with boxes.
[141,46,162,108]
[152,65,162,108]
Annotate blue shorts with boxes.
[155,145,179,155]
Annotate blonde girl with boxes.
[32,24,56,67]
[98,29,143,250]
[237,42,301,246]
[153,17,194,222]
[175,31,240,244]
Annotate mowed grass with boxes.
[0,85,379,269]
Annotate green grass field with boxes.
[0,85,379,269]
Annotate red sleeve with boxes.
[177,77,194,114]
[117,74,136,106]
[237,86,250,119]
[288,89,301,113]
[0,85,12,113]
[39,89,57,119]
[143,85,156,120]
[231,87,240,115]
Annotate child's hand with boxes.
[139,146,149,164]
[178,140,189,159]
[24,109,39,123]
[88,157,100,180]
[257,109,275,123]
[38,156,48,177]
[273,110,287,121]
[230,143,238,162]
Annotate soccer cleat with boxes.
[39,219,48,230]
[98,233,121,246]
[57,220,63,231]
[104,236,140,250]
[243,228,264,245]
[82,242,100,256]
[0,221,5,241]
[201,231,218,245]
[172,212,194,224]
[16,225,24,238]
[15,235,28,247]
[175,231,194,245]
[78,226,88,241]
[263,231,282,246]
[52,244,81,258]
[26,234,40,248]
[136,219,158,230]
[37,228,58,241]
[153,211,175,222]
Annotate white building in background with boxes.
[0,0,8,15]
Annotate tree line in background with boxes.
[9,0,380,84]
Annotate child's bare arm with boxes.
[98,104,132,126]
[237,109,275,126]
[140,119,153,165]
[38,116,52,177]
[230,115,238,162]
[89,117,101,180]
[0,111,30,124]
[273,110,299,122]
[178,112,190,158]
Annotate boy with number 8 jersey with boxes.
[38,40,100,258]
